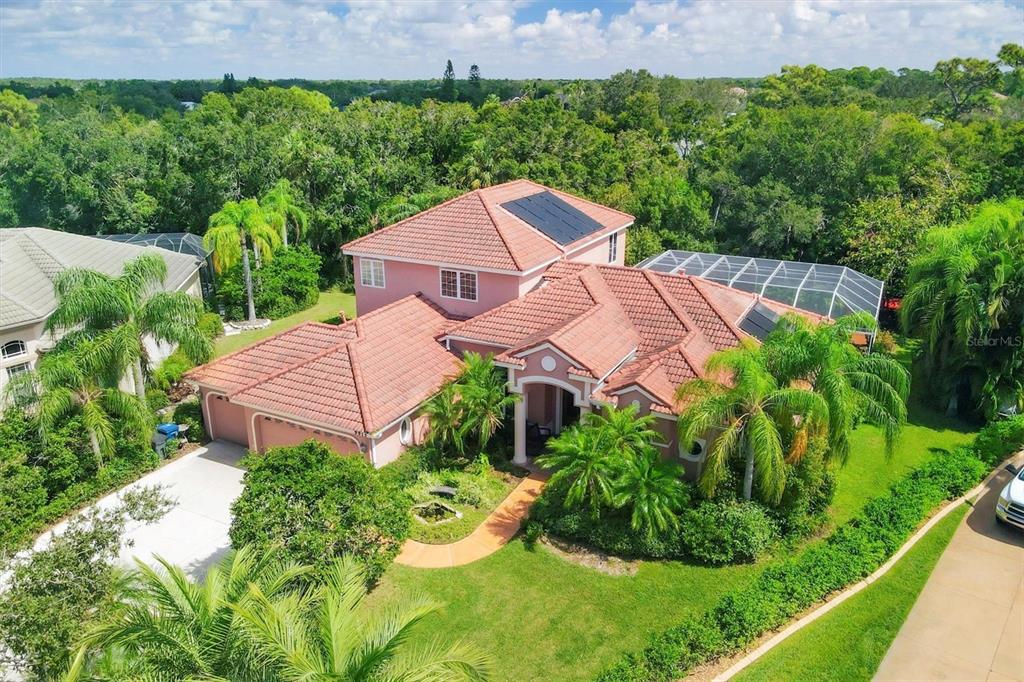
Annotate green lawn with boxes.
[367,405,975,681]
[734,503,967,682]
[213,291,356,358]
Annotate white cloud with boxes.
[0,0,1019,79]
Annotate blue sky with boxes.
[1,1,1021,80]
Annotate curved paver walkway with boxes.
[395,471,547,568]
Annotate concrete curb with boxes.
[711,454,1018,682]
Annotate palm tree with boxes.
[32,343,150,466]
[676,341,829,504]
[613,447,687,537]
[231,556,492,681]
[536,420,620,518]
[68,545,311,681]
[588,404,661,460]
[763,312,909,462]
[46,253,212,403]
[261,178,308,248]
[423,383,468,459]
[205,198,282,323]
[458,353,519,451]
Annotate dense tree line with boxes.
[0,47,1020,289]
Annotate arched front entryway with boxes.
[511,375,591,465]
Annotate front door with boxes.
[559,387,580,432]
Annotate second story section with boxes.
[342,179,633,317]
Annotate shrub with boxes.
[216,245,321,320]
[146,387,170,412]
[149,350,193,391]
[198,311,224,340]
[678,502,778,565]
[596,445,996,682]
[229,440,410,583]
[972,415,1024,466]
[172,400,208,443]
[874,330,898,354]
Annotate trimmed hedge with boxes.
[595,422,1019,681]
[678,502,778,565]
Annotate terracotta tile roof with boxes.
[187,294,462,436]
[342,180,633,272]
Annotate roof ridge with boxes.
[685,275,751,340]
[186,321,336,380]
[346,341,375,433]
[23,229,69,270]
[477,190,526,271]
[540,183,635,224]
[642,268,697,334]
[229,338,350,397]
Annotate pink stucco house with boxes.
[342,179,632,318]
[189,179,815,478]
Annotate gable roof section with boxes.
[342,180,633,273]
[0,227,201,330]
[188,294,462,436]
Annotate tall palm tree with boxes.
[261,179,308,248]
[676,341,829,504]
[763,312,910,462]
[32,343,150,466]
[205,198,282,323]
[458,353,519,451]
[46,253,212,403]
[536,421,620,518]
[231,556,492,681]
[613,447,687,537]
[68,545,311,681]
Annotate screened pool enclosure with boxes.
[638,250,884,322]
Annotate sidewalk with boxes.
[395,471,547,568]
[874,453,1024,681]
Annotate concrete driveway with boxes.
[32,440,247,578]
[875,453,1024,681]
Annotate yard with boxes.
[366,404,976,681]
[213,290,356,358]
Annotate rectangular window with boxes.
[608,233,619,263]
[440,269,478,301]
[360,258,385,288]
[5,362,30,379]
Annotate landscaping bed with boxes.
[405,460,521,544]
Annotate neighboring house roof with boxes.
[187,294,463,437]
[0,227,202,330]
[447,261,820,413]
[342,180,634,273]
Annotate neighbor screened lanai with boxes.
[637,250,885,322]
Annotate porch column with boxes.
[513,396,527,465]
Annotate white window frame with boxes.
[360,258,385,289]
[439,268,478,302]
[1,340,27,360]
[608,232,619,263]
[5,361,31,379]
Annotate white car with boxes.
[995,464,1024,530]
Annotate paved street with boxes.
[875,453,1024,682]
[31,440,247,578]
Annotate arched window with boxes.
[680,438,707,463]
[399,417,413,446]
[1,340,27,359]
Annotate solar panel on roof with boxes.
[738,302,780,341]
[500,191,604,245]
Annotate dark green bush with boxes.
[596,445,996,682]
[198,311,224,339]
[972,415,1024,466]
[149,350,193,391]
[146,387,170,412]
[172,400,208,443]
[216,245,321,321]
[678,502,778,565]
[229,440,410,583]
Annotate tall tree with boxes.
[261,178,308,247]
[676,341,828,503]
[469,64,481,87]
[932,56,1001,119]
[763,312,910,462]
[204,198,282,323]
[440,59,458,102]
[46,253,212,403]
